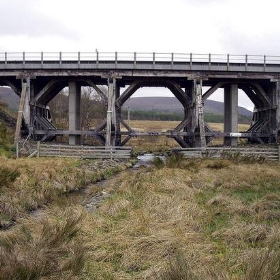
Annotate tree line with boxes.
[121,110,252,124]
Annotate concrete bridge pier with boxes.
[69,81,81,145]
[224,84,238,146]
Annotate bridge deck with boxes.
[1,52,280,74]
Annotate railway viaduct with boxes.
[0,52,280,148]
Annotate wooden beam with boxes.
[15,82,27,146]
[202,81,226,101]
[86,80,108,102]
[197,80,206,148]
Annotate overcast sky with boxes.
[2,0,280,110]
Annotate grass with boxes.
[1,156,280,278]
[76,158,280,279]
[0,208,86,280]
[0,123,15,157]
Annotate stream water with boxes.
[30,154,166,217]
[133,153,165,168]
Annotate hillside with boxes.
[124,96,252,117]
[0,87,19,111]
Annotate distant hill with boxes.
[0,87,19,112]
[123,97,252,117]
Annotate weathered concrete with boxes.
[224,84,238,146]
[69,82,81,145]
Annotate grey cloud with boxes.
[218,25,280,56]
[0,0,79,39]
[181,0,227,5]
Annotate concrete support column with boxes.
[69,82,81,145]
[224,84,238,146]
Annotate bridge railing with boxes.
[1,52,280,66]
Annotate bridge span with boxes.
[1,52,280,148]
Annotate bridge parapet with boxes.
[1,52,280,73]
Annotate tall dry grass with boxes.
[78,158,280,279]
[1,153,280,279]
[0,208,86,280]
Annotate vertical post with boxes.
[106,78,115,147]
[115,83,121,146]
[134,52,136,67]
[78,51,80,66]
[224,84,238,146]
[171,52,174,68]
[59,52,62,64]
[208,53,211,70]
[278,145,280,162]
[276,80,280,142]
[245,54,248,71]
[190,53,193,69]
[37,141,40,157]
[96,50,99,67]
[127,97,130,127]
[196,79,206,148]
[16,141,19,159]
[227,54,229,71]
[69,82,81,145]
[41,52,43,66]
[153,52,155,66]
[264,55,266,72]
[115,51,117,67]
[5,52,7,65]
[23,52,25,65]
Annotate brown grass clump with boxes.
[0,209,86,280]
[243,249,280,280]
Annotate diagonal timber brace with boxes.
[202,82,226,101]
[86,80,108,102]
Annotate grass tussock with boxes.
[0,209,86,280]
[244,249,280,280]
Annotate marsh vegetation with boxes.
[0,153,280,279]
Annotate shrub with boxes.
[152,156,165,169]
[165,153,185,168]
